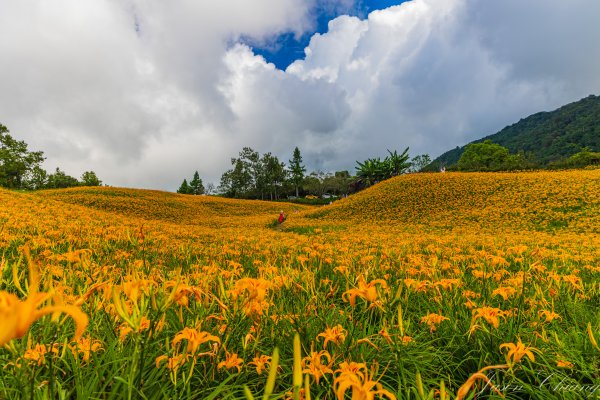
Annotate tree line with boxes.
[447,139,600,172]
[0,123,102,190]
[177,146,432,200]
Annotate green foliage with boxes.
[277,196,333,205]
[177,179,192,194]
[219,147,288,200]
[386,148,411,176]
[217,147,356,200]
[458,140,510,171]
[288,147,306,198]
[548,147,600,169]
[355,148,410,188]
[458,140,538,171]
[220,158,252,198]
[261,152,287,200]
[241,147,264,197]
[46,168,80,189]
[301,170,352,197]
[219,148,258,198]
[81,171,102,187]
[26,166,48,190]
[0,123,104,190]
[0,124,45,189]
[189,171,205,195]
[302,172,324,196]
[328,170,353,195]
[409,154,431,172]
[355,158,386,187]
[432,94,600,169]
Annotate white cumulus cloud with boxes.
[1,0,600,190]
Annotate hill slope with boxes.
[35,186,314,227]
[302,170,600,232]
[431,94,600,168]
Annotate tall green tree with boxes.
[288,147,306,197]
[458,140,510,171]
[81,171,102,186]
[0,124,45,189]
[177,179,192,194]
[262,152,287,200]
[46,168,79,189]
[26,166,48,190]
[219,147,262,198]
[189,171,205,195]
[219,147,289,199]
[219,158,252,198]
[239,147,264,199]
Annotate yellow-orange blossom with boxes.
[0,254,88,346]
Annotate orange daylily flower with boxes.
[248,354,271,375]
[172,327,220,355]
[118,316,151,341]
[229,277,272,316]
[343,275,388,306]
[491,286,517,301]
[420,312,449,332]
[539,310,561,323]
[472,306,504,328]
[318,324,347,347]
[556,358,574,369]
[155,353,188,374]
[500,338,538,365]
[218,351,243,373]
[334,362,396,400]
[69,337,103,362]
[21,343,59,366]
[0,255,88,346]
[302,350,334,384]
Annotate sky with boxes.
[1,0,600,191]
[247,0,409,70]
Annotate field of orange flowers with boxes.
[1,170,599,399]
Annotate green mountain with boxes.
[430,94,600,168]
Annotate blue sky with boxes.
[248,0,408,70]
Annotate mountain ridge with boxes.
[430,94,600,168]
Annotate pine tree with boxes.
[189,171,205,195]
[288,147,306,197]
[177,179,192,194]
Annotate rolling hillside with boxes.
[301,169,600,232]
[34,186,314,227]
[1,170,599,399]
[431,94,600,168]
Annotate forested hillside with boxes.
[432,94,600,168]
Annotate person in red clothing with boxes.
[278,210,285,224]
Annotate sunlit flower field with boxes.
[1,170,599,399]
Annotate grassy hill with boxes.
[35,186,314,227]
[431,94,600,168]
[301,169,600,233]
[9,169,598,234]
[4,169,598,234]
